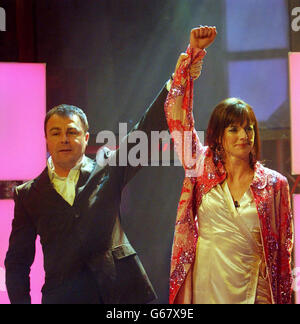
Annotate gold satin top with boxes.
[192,181,272,304]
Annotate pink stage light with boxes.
[0,63,46,304]
[289,53,300,175]
[293,195,300,304]
[0,200,44,304]
[0,63,46,180]
[0,201,13,305]
[290,53,300,303]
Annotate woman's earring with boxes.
[215,144,225,162]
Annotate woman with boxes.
[165,26,294,304]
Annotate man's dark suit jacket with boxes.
[5,86,169,304]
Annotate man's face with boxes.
[45,113,89,174]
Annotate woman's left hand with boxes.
[190,26,217,50]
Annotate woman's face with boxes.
[221,120,255,161]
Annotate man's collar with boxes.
[47,155,90,180]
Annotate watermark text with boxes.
[96,123,205,177]
[291,7,300,32]
[0,7,6,32]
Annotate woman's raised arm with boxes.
[164,26,217,176]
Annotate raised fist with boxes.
[190,26,217,50]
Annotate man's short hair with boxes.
[44,104,89,136]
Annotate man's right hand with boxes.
[190,26,217,50]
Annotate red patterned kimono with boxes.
[165,46,294,304]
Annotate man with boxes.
[5,38,202,304]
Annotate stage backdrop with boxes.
[0,0,295,304]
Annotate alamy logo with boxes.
[291,7,300,32]
[95,123,205,177]
[0,7,6,31]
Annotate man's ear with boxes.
[45,135,49,152]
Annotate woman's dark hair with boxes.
[206,98,260,169]
[44,104,89,136]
